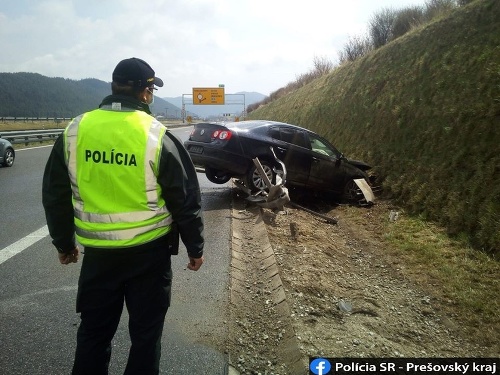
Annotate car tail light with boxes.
[212,130,232,141]
[189,128,195,139]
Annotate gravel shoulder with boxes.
[225,190,497,375]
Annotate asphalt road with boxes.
[0,127,232,374]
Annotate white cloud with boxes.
[0,0,424,96]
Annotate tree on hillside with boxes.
[391,6,425,40]
[424,0,458,21]
[338,34,373,63]
[312,56,334,76]
[369,8,397,48]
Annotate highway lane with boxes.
[0,126,233,374]
[0,145,52,249]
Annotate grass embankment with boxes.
[249,0,499,350]
[250,0,500,254]
[370,204,499,350]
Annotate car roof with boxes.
[206,120,309,133]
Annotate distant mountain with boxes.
[0,72,185,119]
[151,98,195,120]
[163,91,266,119]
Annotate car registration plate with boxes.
[189,145,203,154]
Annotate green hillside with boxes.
[0,73,182,118]
[248,0,500,255]
[0,73,109,117]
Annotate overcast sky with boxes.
[1,0,424,97]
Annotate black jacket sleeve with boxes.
[157,130,204,258]
[42,134,76,252]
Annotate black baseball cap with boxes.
[112,57,164,88]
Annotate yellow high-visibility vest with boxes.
[63,108,172,248]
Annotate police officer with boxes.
[42,57,204,375]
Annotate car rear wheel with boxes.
[205,167,231,184]
[245,160,276,192]
[2,148,15,167]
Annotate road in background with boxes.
[0,127,233,374]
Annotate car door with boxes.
[306,133,346,194]
[268,126,311,186]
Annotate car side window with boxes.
[309,134,335,157]
[269,127,281,141]
[280,128,308,148]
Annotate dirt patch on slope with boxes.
[226,192,496,374]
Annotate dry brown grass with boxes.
[0,121,65,132]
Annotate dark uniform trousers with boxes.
[72,243,172,375]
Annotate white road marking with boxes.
[0,225,49,265]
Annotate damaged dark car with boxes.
[184,120,375,204]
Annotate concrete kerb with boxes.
[228,190,305,374]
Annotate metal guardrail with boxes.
[0,129,63,145]
[0,122,195,146]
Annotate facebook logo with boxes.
[310,358,331,375]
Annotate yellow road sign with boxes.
[192,87,225,105]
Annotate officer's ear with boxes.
[140,88,149,103]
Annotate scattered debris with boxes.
[289,201,338,225]
[290,222,299,240]
[338,300,353,314]
[389,210,399,222]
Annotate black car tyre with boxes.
[245,160,276,192]
[205,167,232,184]
[343,179,362,203]
[2,148,15,167]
